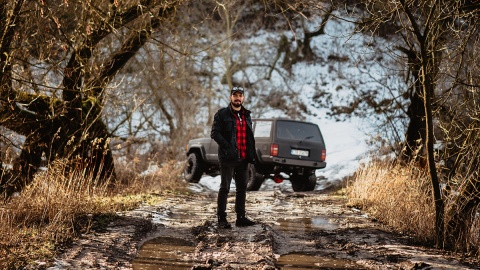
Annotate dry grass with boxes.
[116,159,187,195]
[0,158,187,269]
[346,158,436,243]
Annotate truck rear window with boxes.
[276,121,323,142]
[254,121,272,137]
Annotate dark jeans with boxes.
[217,160,248,219]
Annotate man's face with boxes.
[230,92,244,108]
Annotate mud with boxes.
[45,185,478,270]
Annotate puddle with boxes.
[133,226,357,270]
[132,237,200,270]
[275,216,339,232]
[277,253,366,269]
[148,199,214,224]
[170,208,213,220]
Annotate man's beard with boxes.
[231,101,242,108]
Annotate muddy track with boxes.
[46,187,478,270]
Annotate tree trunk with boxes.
[399,0,444,247]
[422,76,444,248]
[398,48,426,164]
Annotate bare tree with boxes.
[280,3,334,71]
[0,0,181,197]
[354,0,480,250]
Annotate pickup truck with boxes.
[183,118,327,192]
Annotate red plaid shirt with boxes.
[235,110,247,159]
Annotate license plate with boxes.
[291,149,309,157]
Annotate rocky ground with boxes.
[43,185,479,270]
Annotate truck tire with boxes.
[247,163,264,191]
[303,174,317,191]
[291,173,317,192]
[184,152,204,183]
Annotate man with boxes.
[211,86,256,229]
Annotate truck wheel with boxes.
[184,152,204,183]
[247,163,264,191]
[303,174,317,191]
[291,173,317,192]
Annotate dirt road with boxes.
[46,185,478,270]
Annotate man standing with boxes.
[211,86,256,229]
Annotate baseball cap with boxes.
[231,86,244,95]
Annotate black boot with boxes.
[236,216,256,227]
[218,216,232,229]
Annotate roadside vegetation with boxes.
[347,158,480,257]
[0,157,186,269]
[347,159,435,243]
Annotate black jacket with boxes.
[211,104,255,163]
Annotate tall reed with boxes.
[0,158,186,269]
[346,158,435,243]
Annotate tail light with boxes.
[321,149,326,161]
[273,174,284,183]
[270,143,279,157]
